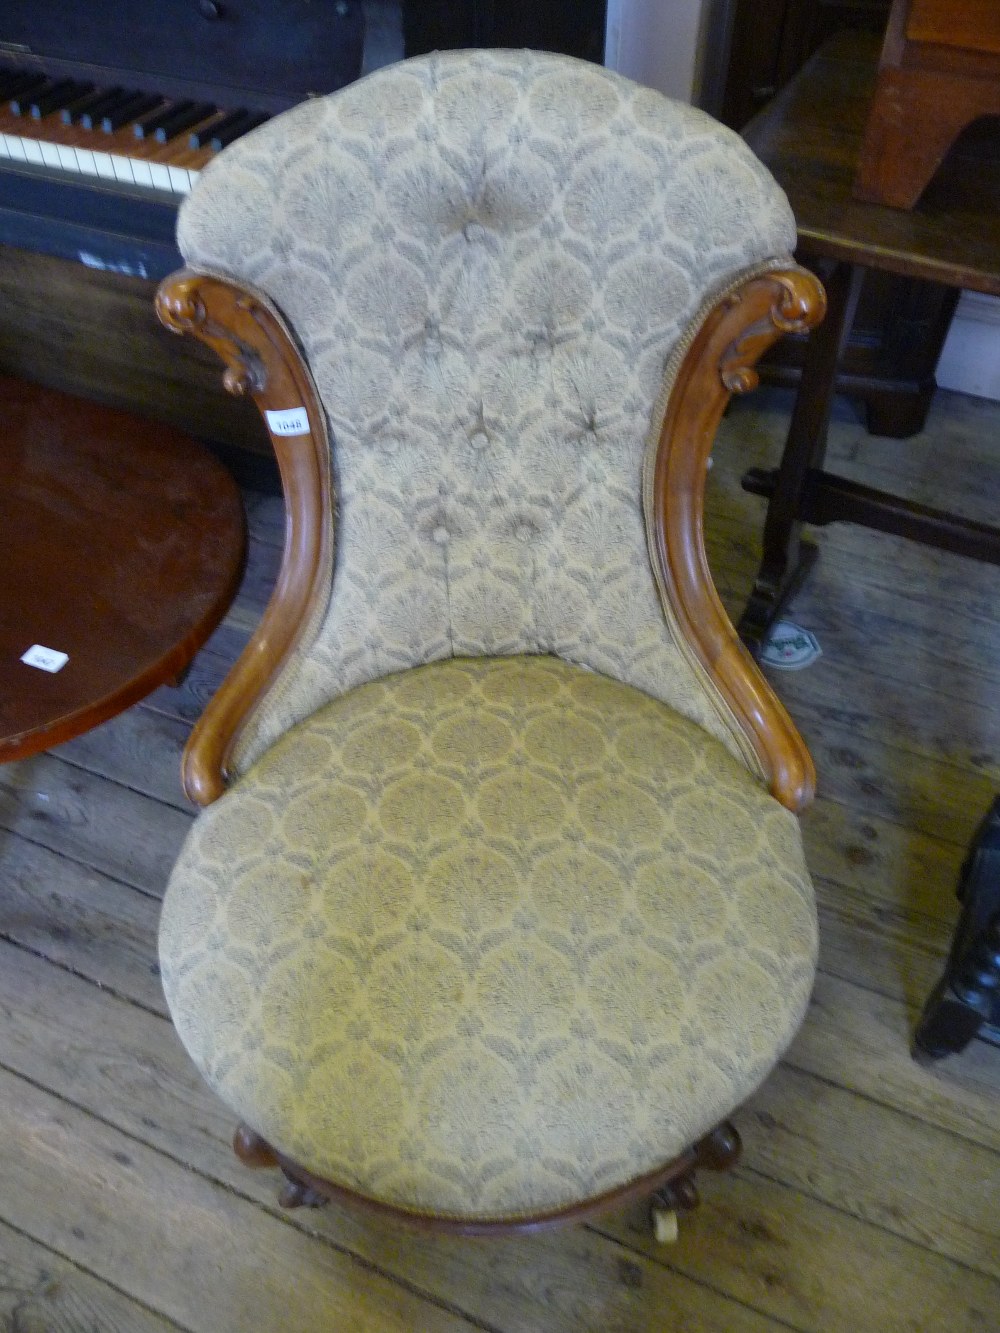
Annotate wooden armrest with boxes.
[648,266,826,812]
[156,269,333,805]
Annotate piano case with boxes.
[0,0,364,485]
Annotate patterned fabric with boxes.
[160,656,817,1222]
[177,50,798,774]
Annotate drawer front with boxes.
[907,0,1000,55]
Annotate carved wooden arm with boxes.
[648,266,826,813]
[156,270,334,805]
[158,264,824,814]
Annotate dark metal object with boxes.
[914,799,1000,1061]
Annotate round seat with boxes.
[159,654,816,1223]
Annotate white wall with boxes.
[604,0,714,102]
[936,294,1000,401]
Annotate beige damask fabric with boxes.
[161,656,817,1221]
[177,49,798,774]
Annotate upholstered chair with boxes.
[156,49,825,1240]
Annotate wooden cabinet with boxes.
[855,0,1000,207]
[907,0,1000,52]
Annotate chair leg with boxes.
[233,1122,278,1168]
[648,1120,741,1243]
[233,1117,742,1229]
[277,1171,329,1210]
[232,1122,329,1209]
[650,1171,699,1243]
[694,1120,742,1172]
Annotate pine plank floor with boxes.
[2,384,999,1331]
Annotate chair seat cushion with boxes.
[160,655,816,1223]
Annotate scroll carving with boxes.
[156,277,266,396]
[720,271,827,395]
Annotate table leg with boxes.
[738,261,864,653]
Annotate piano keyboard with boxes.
[0,70,269,197]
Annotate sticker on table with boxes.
[759,621,822,671]
[21,644,69,673]
[265,406,310,437]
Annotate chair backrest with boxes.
[177,49,798,775]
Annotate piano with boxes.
[0,0,366,280]
[0,0,364,485]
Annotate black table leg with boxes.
[738,260,865,653]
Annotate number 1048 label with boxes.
[265,407,310,437]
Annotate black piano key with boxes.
[54,85,106,122]
[101,92,162,133]
[7,76,48,116]
[136,100,190,140]
[77,88,127,130]
[29,80,93,120]
[189,109,244,150]
[149,102,217,144]
[187,115,223,150]
[61,87,115,125]
[204,110,268,151]
[135,99,208,143]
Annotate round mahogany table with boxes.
[0,374,246,762]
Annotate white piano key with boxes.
[110,154,137,183]
[4,134,29,163]
[168,165,194,193]
[148,163,172,191]
[0,130,195,197]
[75,148,99,175]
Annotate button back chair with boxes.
[156,49,825,1240]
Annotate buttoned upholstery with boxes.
[177,48,797,776]
[159,49,818,1227]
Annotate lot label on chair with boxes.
[20,644,69,673]
[265,407,310,437]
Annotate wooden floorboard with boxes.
[2,384,999,1329]
[0,1216,186,1333]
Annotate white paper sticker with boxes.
[21,644,69,673]
[265,406,310,437]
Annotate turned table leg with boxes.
[739,260,864,653]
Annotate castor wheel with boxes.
[650,1174,699,1243]
[278,1173,329,1209]
[651,1204,680,1244]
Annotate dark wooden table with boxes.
[738,31,1000,650]
[0,374,245,761]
